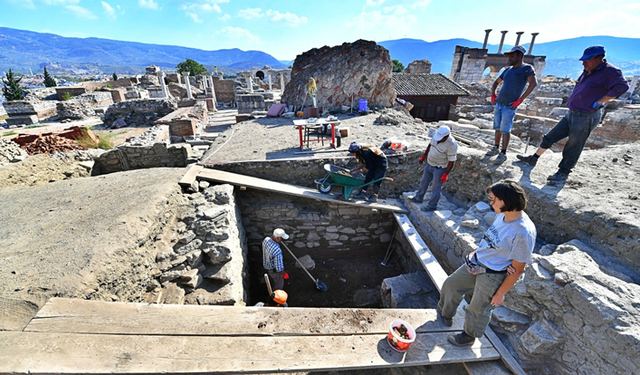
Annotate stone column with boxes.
[528,33,539,55]
[246,76,253,93]
[182,72,193,99]
[497,30,508,54]
[515,32,524,46]
[482,29,492,50]
[206,73,217,105]
[280,74,285,92]
[156,71,168,98]
[268,74,272,91]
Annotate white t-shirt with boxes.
[475,212,537,271]
[427,136,458,168]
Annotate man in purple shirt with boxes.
[516,45,629,182]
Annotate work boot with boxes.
[421,205,437,212]
[353,190,367,200]
[367,194,378,203]
[448,332,475,346]
[410,195,423,203]
[516,154,538,166]
[547,171,569,182]
[485,146,499,156]
[492,153,507,164]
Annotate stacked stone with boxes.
[57,92,114,120]
[0,137,27,165]
[103,98,177,127]
[146,184,247,305]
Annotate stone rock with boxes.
[519,320,563,355]
[381,272,435,308]
[461,218,479,229]
[160,283,185,304]
[404,59,432,74]
[475,201,491,213]
[295,254,316,270]
[202,243,231,264]
[281,39,395,110]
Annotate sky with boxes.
[1,0,640,61]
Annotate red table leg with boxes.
[330,123,336,148]
[298,125,304,151]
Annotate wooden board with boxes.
[178,164,203,187]
[0,331,499,374]
[25,298,464,336]
[394,213,449,292]
[197,168,407,213]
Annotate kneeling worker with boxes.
[348,141,388,203]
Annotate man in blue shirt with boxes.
[263,228,289,290]
[488,45,538,164]
[517,46,629,182]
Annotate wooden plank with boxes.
[484,329,526,375]
[0,331,500,374]
[197,167,407,213]
[394,213,449,291]
[26,298,463,336]
[464,360,513,375]
[178,164,203,187]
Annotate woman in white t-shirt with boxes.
[437,180,537,346]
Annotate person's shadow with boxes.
[514,161,566,199]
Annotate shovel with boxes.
[280,242,328,292]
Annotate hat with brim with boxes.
[273,228,289,240]
[433,125,451,141]
[504,45,526,55]
[579,45,605,61]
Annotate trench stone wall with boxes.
[237,190,395,269]
[103,98,178,127]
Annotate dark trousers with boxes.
[364,159,388,193]
[540,109,601,174]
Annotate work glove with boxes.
[511,98,523,108]
[593,101,604,109]
[440,173,449,183]
[491,94,497,104]
[283,272,289,280]
[419,154,427,164]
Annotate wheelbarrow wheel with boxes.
[317,183,332,193]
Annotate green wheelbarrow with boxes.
[314,164,393,201]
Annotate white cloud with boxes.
[265,10,307,26]
[366,0,386,6]
[139,0,159,10]
[43,0,80,4]
[8,0,36,9]
[186,12,202,23]
[410,0,431,8]
[347,6,417,32]
[238,7,263,19]
[220,13,231,21]
[217,26,260,42]
[102,1,116,19]
[65,4,97,19]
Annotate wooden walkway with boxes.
[181,165,408,213]
[0,298,500,374]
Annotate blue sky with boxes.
[2,0,639,61]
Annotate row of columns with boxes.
[154,71,217,106]
[482,29,539,55]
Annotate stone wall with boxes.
[404,60,432,74]
[145,183,248,305]
[213,77,235,103]
[57,92,113,120]
[103,98,178,127]
[2,100,58,119]
[93,125,196,174]
[281,39,396,110]
[237,189,395,271]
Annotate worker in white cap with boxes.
[412,125,457,211]
[262,228,289,290]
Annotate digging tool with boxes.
[264,273,273,295]
[280,241,328,292]
[378,230,396,267]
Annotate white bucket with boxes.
[387,319,416,352]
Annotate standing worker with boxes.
[488,45,538,164]
[437,180,536,346]
[262,228,289,291]
[348,142,388,203]
[517,45,629,182]
[412,125,457,212]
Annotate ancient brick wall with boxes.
[281,39,395,110]
[213,78,235,103]
[103,98,177,127]
[2,100,58,120]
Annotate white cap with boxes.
[273,228,289,240]
[433,125,451,141]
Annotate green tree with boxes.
[176,58,207,76]
[392,59,405,73]
[43,67,57,87]
[112,72,118,81]
[2,69,25,101]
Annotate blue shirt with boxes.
[567,60,629,113]
[262,237,284,272]
[496,63,535,106]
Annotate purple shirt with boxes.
[567,60,629,113]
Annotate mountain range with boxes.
[1,26,639,79]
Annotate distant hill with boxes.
[380,36,640,78]
[0,27,285,75]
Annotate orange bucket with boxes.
[387,319,416,352]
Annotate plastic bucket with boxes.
[358,99,368,112]
[387,319,416,352]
